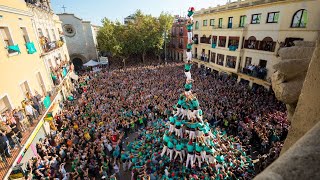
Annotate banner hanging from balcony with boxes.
[62,67,68,77]
[43,95,51,109]
[26,42,37,54]
[8,44,21,54]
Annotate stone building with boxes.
[57,13,99,70]
[192,0,320,89]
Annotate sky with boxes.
[51,0,228,26]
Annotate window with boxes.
[38,28,44,37]
[46,29,51,42]
[210,19,215,26]
[52,29,57,41]
[63,24,76,37]
[218,36,226,47]
[291,9,307,28]
[37,72,46,96]
[0,27,17,54]
[239,15,247,27]
[245,57,252,67]
[228,17,233,28]
[218,18,223,28]
[0,95,12,115]
[20,81,32,98]
[226,56,237,68]
[203,20,208,26]
[0,27,13,47]
[195,21,199,29]
[251,14,261,24]
[211,52,216,63]
[267,12,279,23]
[259,59,267,68]
[20,27,30,43]
[217,54,225,66]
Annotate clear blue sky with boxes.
[52,0,228,25]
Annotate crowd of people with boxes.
[19,59,288,179]
[0,91,44,160]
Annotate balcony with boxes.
[40,37,64,55]
[200,36,211,44]
[218,36,227,48]
[25,0,51,12]
[50,61,70,86]
[0,70,72,179]
[242,65,268,80]
[244,37,276,52]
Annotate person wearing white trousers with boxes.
[166,140,174,161]
[194,142,204,168]
[174,142,184,162]
[186,141,195,168]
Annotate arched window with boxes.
[291,9,307,28]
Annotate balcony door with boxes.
[228,17,233,28]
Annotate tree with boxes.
[97,11,174,64]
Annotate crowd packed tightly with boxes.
[20,60,288,179]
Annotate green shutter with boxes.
[301,10,308,27]
[274,13,279,22]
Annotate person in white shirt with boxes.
[25,101,35,125]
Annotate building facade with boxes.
[192,0,320,88]
[0,1,74,178]
[0,0,53,113]
[57,13,99,70]
[169,17,188,61]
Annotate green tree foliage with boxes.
[97,10,174,63]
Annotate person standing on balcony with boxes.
[25,101,36,125]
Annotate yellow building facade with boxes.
[192,0,320,88]
[0,0,53,113]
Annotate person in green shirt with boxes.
[167,140,174,161]
[186,141,195,168]
[189,120,198,140]
[174,140,184,162]
[161,132,170,157]
[174,119,185,138]
[168,116,176,134]
[194,141,204,168]
[186,43,193,63]
[184,63,193,81]
[186,19,194,43]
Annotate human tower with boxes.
[161,7,216,169]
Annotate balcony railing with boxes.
[228,45,238,51]
[244,40,276,52]
[40,37,64,54]
[51,63,70,86]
